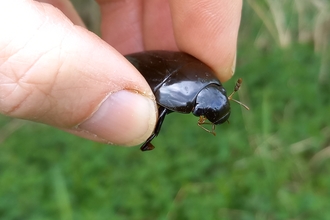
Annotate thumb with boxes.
[0,1,157,146]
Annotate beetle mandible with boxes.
[125,51,248,151]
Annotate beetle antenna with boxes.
[228,78,250,110]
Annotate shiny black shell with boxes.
[125,51,226,113]
[125,50,231,151]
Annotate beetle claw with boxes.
[140,142,155,151]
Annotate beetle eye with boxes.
[192,84,230,124]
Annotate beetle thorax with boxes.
[192,84,231,124]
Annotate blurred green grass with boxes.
[1,0,330,219]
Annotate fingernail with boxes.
[215,52,237,82]
[231,52,236,76]
[79,90,157,146]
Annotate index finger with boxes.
[169,0,242,82]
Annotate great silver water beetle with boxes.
[125,51,248,151]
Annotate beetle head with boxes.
[192,84,230,124]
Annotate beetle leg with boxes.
[140,106,168,151]
[153,106,169,135]
[197,116,216,136]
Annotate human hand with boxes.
[0,0,242,147]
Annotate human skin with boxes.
[0,0,242,147]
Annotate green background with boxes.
[1,1,330,219]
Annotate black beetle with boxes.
[125,51,248,151]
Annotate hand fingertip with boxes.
[78,90,157,146]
